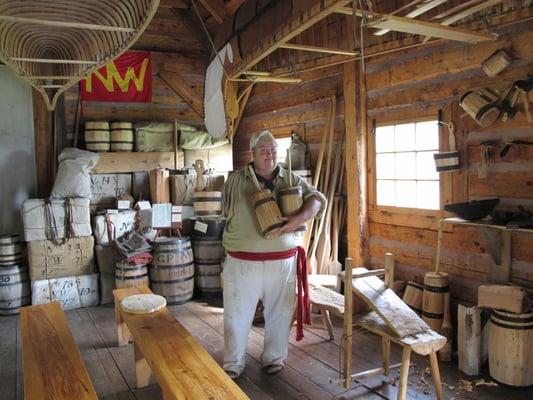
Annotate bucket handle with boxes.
[248,165,262,191]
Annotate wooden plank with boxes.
[478,285,531,313]
[159,71,204,118]
[20,303,98,400]
[279,43,359,56]
[457,304,482,376]
[352,275,430,338]
[0,316,17,400]
[32,88,55,198]
[91,152,179,174]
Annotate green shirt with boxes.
[222,164,327,252]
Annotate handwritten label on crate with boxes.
[31,273,99,310]
[90,174,132,206]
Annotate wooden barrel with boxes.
[84,121,110,152]
[422,272,449,331]
[402,280,423,314]
[0,234,23,266]
[460,91,500,127]
[193,191,222,217]
[115,262,149,289]
[192,237,224,294]
[0,264,30,315]
[482,50,511,77]
[150,237,194,304]
[433,151,460,172]
[110,122,134,152]
[278,186,305,232]
[249,189,284,239]
[489,310,533,386]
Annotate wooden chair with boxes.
[341,255,446,400]
[113,287,249,400]
[20,302,98,400]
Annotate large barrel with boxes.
[85,121,110,152]
[278,186,305,232]
[150,237,194,304]
[0,264,30,315]
[249,189,284,239]
[402,279,423,314]
[193,191,222,217]
[192,237,224,294]
[115,261,149,289]
[489,310,533,386]
[0,234,23,266]
[110,122,134,152]
[422,272,449,331]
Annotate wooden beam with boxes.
[431,0,484,20]
[437,0,502,26]
[197,0,227,24]
[229,0,352,79]
[8,57,97,64]
[233,76,302,83]
[0,15,135,32]
[279,43,359,56]
[333,6,363,16]
[32,89,54,198]
[159,71,204,118]
[233,84,254,140]
[92,152,178,174]
[366,13,496,43]
[243,71,271,76]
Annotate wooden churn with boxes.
[422,271,449,331]
[460,91,500,127]
[192,160,222,217]
[278,151,306,231]
[248,165,284,239]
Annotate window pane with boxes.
[417,151,439,180]
[396,152,416,179]
[417,181,440,210]
[377,180,396,206]
[275,137,291,164]
[396,180,417,208]
[415,121,439,150]
[376,153,395,179]
[375,126,395,153]
[394,123,415,151]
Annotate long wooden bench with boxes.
[20,302,98,400]
[113,287,249,400]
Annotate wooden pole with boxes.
[343,257,353,388]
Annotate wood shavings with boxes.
[459,379,474,392]
[474,378,498,387]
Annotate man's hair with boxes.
[250,130,277,150]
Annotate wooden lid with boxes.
[120,294,166,314]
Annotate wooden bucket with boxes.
[489,310,533,386]
[0,264,31,315]
[0,234,23,266]
[110,122,134,152]
[422,272,449,331]
[115,262,149,289]
[482,50,511,77]
[278,186,305,232]
[402,279,424,314]
[193,191,222,217]
[85,121,110,152]
[460,91,500,127]
[150,237,194,304]
[249,189,284,239]
[192,237,224,294]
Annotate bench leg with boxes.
[429,351,444,400]
[382,338,391,375]
[115,300,131,346]
[134,342,152,388]
[397,347,411,400]
[321,308,334,341]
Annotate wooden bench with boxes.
[113,287,249,400]
[20,302,98,400]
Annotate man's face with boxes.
[253,141,277,172]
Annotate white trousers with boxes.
[222,254,297,374]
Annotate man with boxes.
[221,130,326,379]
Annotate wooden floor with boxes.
[1,298,533,400]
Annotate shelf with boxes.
[91,151,184,174]
[443,217,533,234]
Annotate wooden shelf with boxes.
[91,151,183,174]
[443,217,533,234]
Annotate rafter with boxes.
[280,43,359,56]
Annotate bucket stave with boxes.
[250,189,284,239]
[150,237,194,304]
[0,234,23,266]
[403,279,423,314]
[192,237,224,294]
[115,261,149,289]
[0,264,30,315]
[85,121,110,152]
[489,310,533,386]
[278,186,306,232]
[110,122,134,152]
[193,191,222,217]
[422,272,449,331]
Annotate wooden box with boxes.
[31,273,100,310]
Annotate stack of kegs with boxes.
[0,234,30,315]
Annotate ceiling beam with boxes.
[197,0,228,24]
[279,43,359,56]
[0,15,135,32]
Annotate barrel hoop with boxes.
[154,246,192,254]
[195,260,222,265]
[150,261,194,269]
[0,252,22,258]
[0,241,22,246]
[0,279,29,286]
[491,312,533,324]
[436,164,461,172]
[151,275,194,284]
[406,281,424,290]
[195,211,222,216]
[476,103,498,121]
[411,306,422,314]
[110,141,134,144]
[422,310,444,319]
[85,141,110,144]
[490,318,533,330]
[424,285,449,293]
[262,222,285,236]
[193,197,222,202]
[116,265,147,271]
[253,197,276,209]
[433,151,460,160]
[280,187,302,195]
[115,273,149,280]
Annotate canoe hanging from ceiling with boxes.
[0,0,160,110]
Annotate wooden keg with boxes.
[110,122,134,152]
[249,189,284,239]
[278,186,305,232]
[150,237,194,304]
[84,121,110,152]
[482,50,511,77]
[192,237,224,294]
[489,310,533,386]
[422,272,449,331]
[460,91,500,127]
[192,191,222,217]
[115,261,149,289]
[402,279,424,314]
[0,234,23,266]
[0,264,30,315]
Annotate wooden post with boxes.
[457,304,482,375]
[398,347,412,400]
[32,88,55,197]
[429,351,444,400]
[382,338,391,375]
[384,252,394,288]
[134,342,152,388]
[343,257,354,388]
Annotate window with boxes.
[375,120,440,210]
[275,137,292,165]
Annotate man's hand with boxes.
[278,214,305,234]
